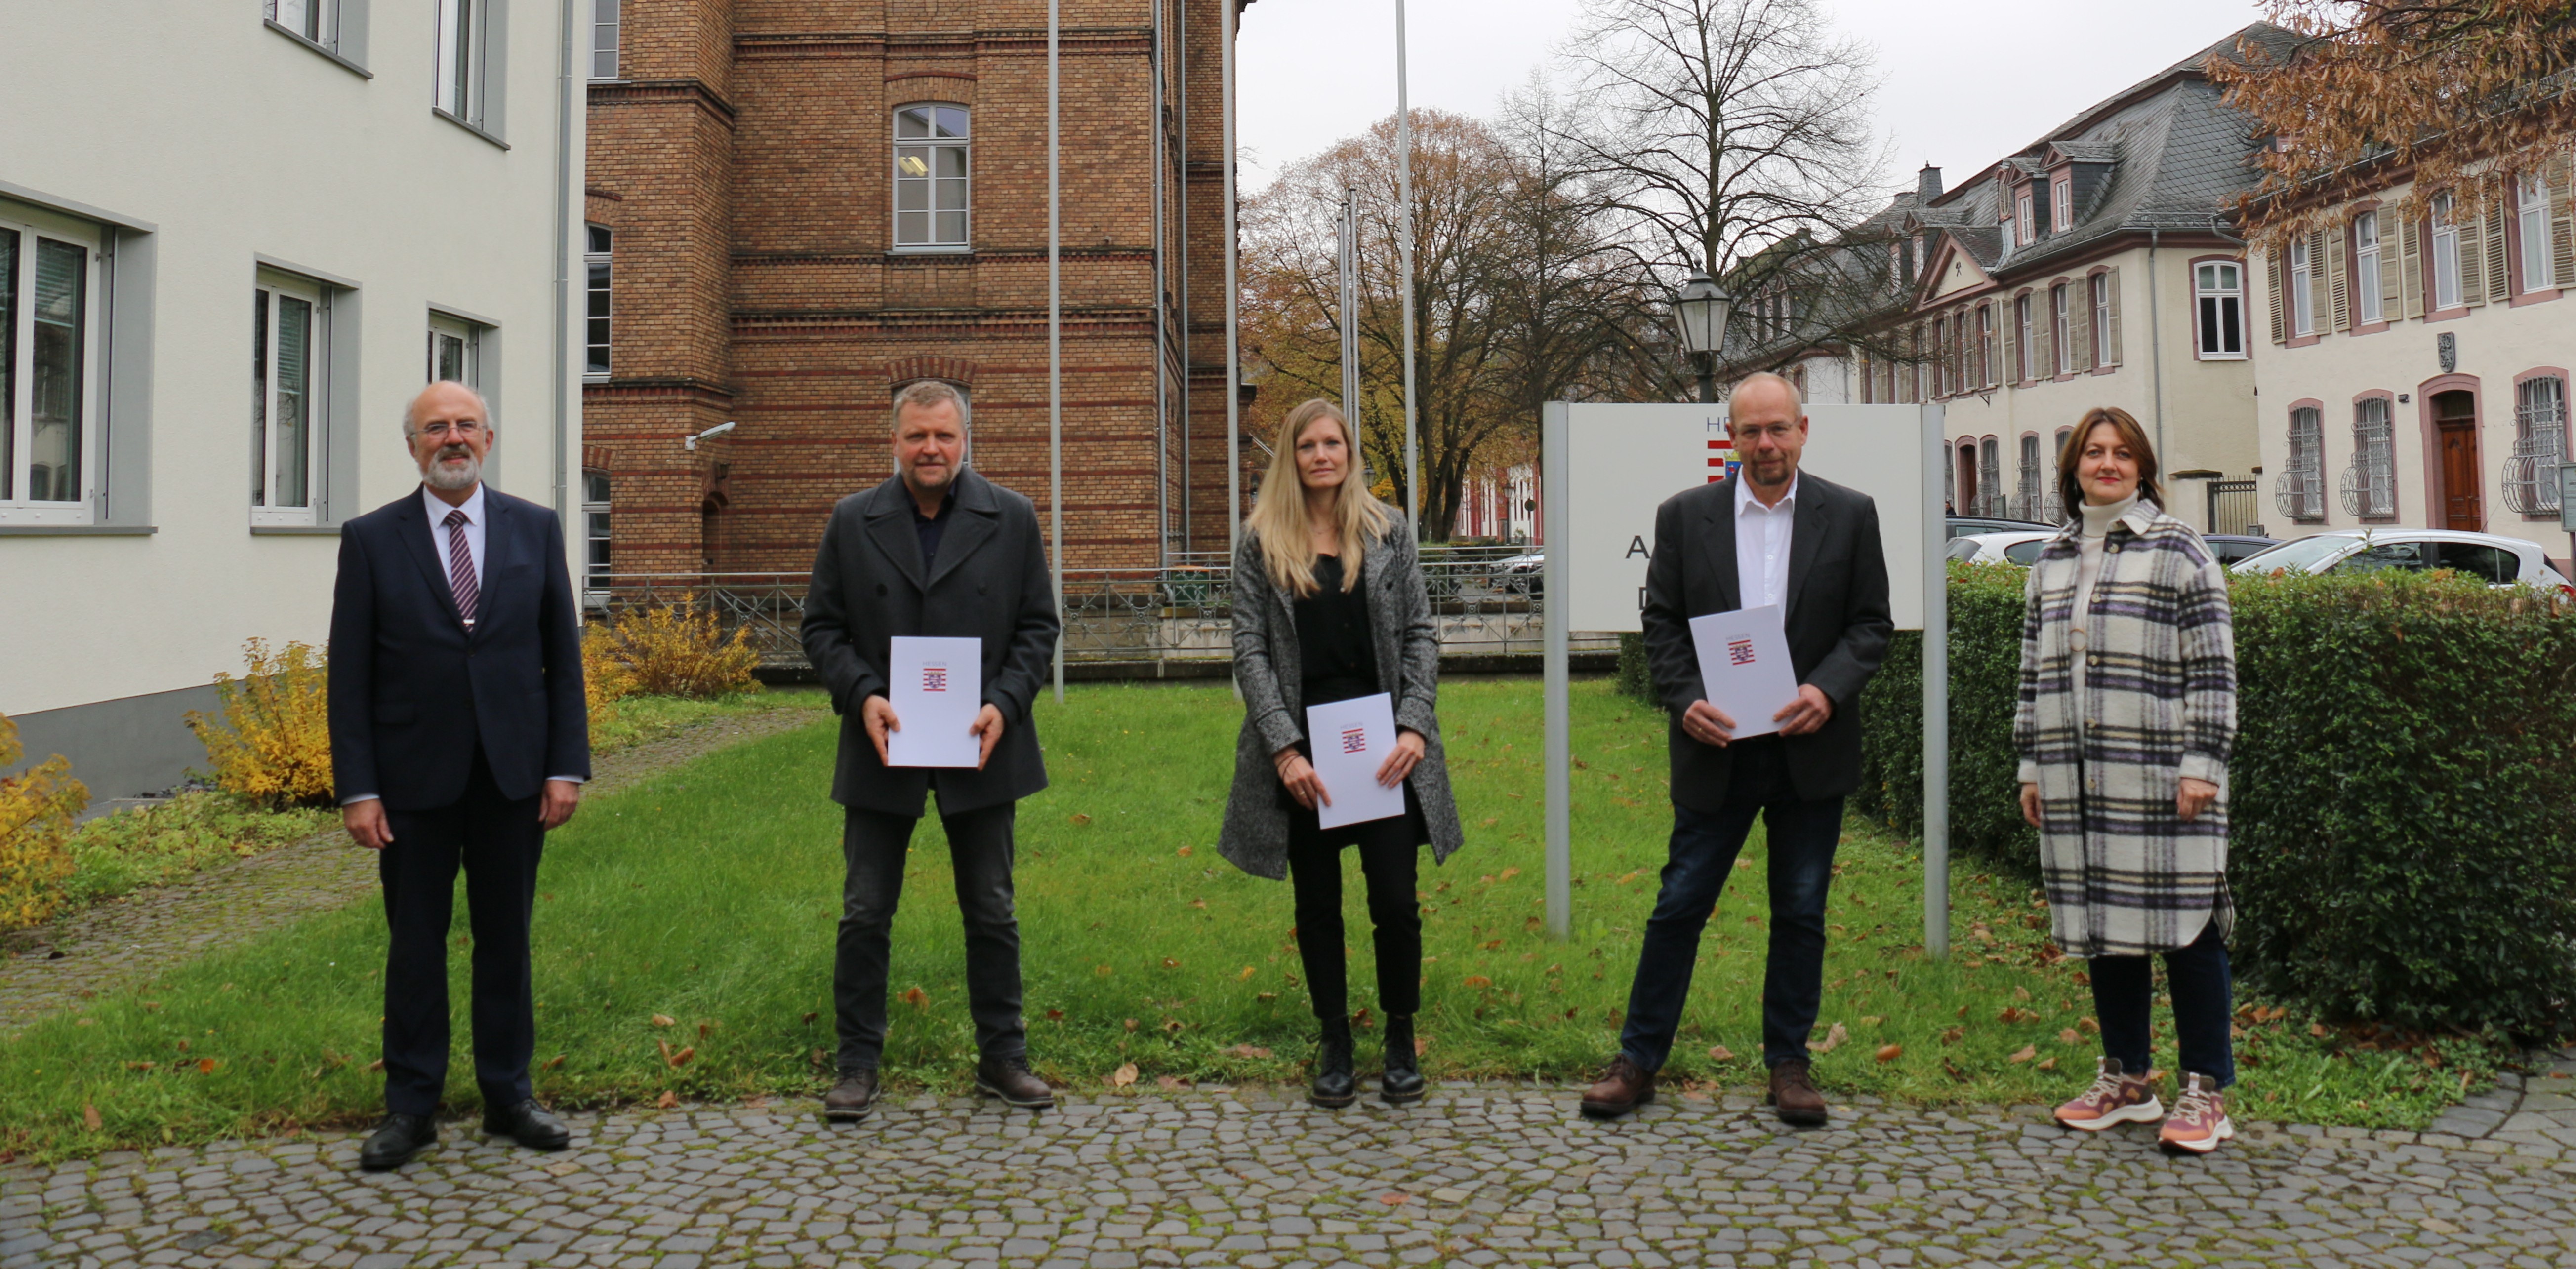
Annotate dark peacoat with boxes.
[800,467,1060,817]
[1216,516,1465,880]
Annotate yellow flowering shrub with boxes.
[582,622,639,727]
[589,599,760,699]
[0,712,86,931]
[187,639,334,807]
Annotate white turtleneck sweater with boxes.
[2069,492,2138,697]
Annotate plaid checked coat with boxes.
[2012,499,2238,958]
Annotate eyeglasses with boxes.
[417,421,486,440]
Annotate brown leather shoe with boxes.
[1769,1058,1829,1127]
[975,1055,1056,1109]
[1579,1056,1655,1119]
[823,1070,878,1122]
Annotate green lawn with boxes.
[0,680,2502,1160]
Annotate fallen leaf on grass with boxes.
[125,1062,157,1072]
[1708,1045,1736,1062]
[1163,958,1182,968]
[652,1014,676,1028]
[2012,986,2032,1001]
[1807,1022,1848,1054]
[82,1105,101,1131]
[656,1091,677,1109]
[1875,1044,1903,1064]
[1070,813,1092,826]
[1156,1075,1192,1091]
[198,1059,219,1074]
[1480,939,1504,952]
[1110,1063,1138,1088]
[1046,1009,1066,1022]
[1939,1027,1966,1047]
[670,1047,695,1068]
[1176,846,1194,857]
[658,1039,674,1066]
[1225,1045,1273,1060]
[2079,1016,2101,1034]
[802,1011,819,1025]
[1124,1018,1139,1031]
[1462,975,1493,989]
[2058,1028,2083,1045]
[697,1021,714,1039]
[1499,867,1520,880]
[2007,1045,2038,1064]
[1095,965,1114,977]
[2035,1057,2057,1071]
[366,1059,384,1073]
[2311,1023,2329,1038]
[899,987,930,1010]
[543,1054,567,1071]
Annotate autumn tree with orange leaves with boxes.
[2213,0,2576,246]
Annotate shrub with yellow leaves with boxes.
[187,639,334,808]
[587,599,759,699]
[0,712,86,931]
[581,622,639,727]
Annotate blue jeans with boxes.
[1619,738,1844,1071]
[2090,918,2235,1088]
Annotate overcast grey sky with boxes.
[1238,0,2270,196]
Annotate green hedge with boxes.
[1849,564,2576,1036]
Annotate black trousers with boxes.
[377,750,545,1117]
[1286,793,1424,1020]
[834,800,1024,1073]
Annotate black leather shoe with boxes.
[481,1098,572,1150]
[1309,1016,1357,1109]
[823,1070,879,1122]
[358,1113,437,1171]
[975,1055,1057,1108]
[1380,1013,1425,1106]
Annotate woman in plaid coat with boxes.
[2012,407,2240,1154]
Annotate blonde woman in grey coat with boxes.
[1218,399,1465,1109]
[2014,406,2240,1154]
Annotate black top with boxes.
[911,484,958,572]
[1294,554,1379,712]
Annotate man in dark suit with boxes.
[329,380,589,1170]
[1583,372,1892,1126]
[801,380,1061,1121]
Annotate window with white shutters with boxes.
[2354,211,2383,324]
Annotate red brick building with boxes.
[580,0,1250,578]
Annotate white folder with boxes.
[1688,604,1800,741]
[886,636,983,768]
[1304,692,1408,829]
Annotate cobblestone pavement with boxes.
[7,1074,2576,1269]
[0,701,826,1035]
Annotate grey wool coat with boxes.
[1217,517,1466,880]
[2012,499,2239,959]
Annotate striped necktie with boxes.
[443,508,480,627]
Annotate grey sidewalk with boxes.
[7,1080,2576,1269]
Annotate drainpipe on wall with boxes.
[549,0,576,527]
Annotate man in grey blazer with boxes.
[1583,372,1892,1126]
[800,381,1061,1120]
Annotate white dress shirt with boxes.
[1734,471,1799,610]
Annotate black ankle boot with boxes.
[1310,1015,1356,1108]
[1380,1013,1425,1105]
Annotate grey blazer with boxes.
[799,468,1060,817]
[1217,516,1465,879]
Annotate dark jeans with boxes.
[2091,918,2235,1088]
[1287,797,1423,1019]
[377,749,545,1117]
[834,801,1025,1073]
[1619,738,1843,1071]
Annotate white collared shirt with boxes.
[423,481,489,602]
[1734,471,1799,610]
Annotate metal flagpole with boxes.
[1223,0,1242,558]
[1049,0,1065,704]
[1921,400,1950,957]
[1340,188,1360,436]
[1394,0,1418,529]
[1542,402,1570,940]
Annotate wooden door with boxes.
[2433,391,2482,530]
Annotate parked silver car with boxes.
[2230,529,2575,596]
[1945,530,2056,566]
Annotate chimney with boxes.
[1917,164,1943,201]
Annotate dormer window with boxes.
[2015,190,2034,246]
[2051,178,2072,234]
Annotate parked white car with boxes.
[2230,529,2575,596]
[1945,530,2057,567]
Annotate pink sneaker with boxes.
[2158,1072,2235,1153]
[2053,1057,2163,1131]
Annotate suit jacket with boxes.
[800,467,1059,817]
[1640,470,1893,811]
[327,486,591,810]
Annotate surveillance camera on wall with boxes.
[685,421,738,451]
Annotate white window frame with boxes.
[2430,192,2462,310]
[2049,282,2070,373]
[2280,405,2325,520]
[2089,273,2111,365]
[2345,397,2397,518]
[2051,178,2071,233]
[2518,174,2551,294]
[428,311,479,386]
[267,0,340,47]
[2015,190,2034,245]
[1998,196,2016,255]
[2355,211,2383,324]
[2508,375,2567,515]
[252,272,328,527]
[2195,261,2246,359]
[588,0,619,80]
[2289,237,2314,336]
[893,104,971,251]
[433,0,489,128]
[2014,294,2032,380]
[0,208,104,525]
[584,224,611,380]
[582,467,612,599]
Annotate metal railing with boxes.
[584,544,1604,671]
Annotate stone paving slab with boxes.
[0,702,825,1037]
[6,1083,2576,1269]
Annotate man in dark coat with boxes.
[800,380,1061,1121]
[1583,372,1893,1126]
[329,380,590,1170]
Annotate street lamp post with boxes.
[1674,270,1733,405]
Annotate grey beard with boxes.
[424,450,482,491]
